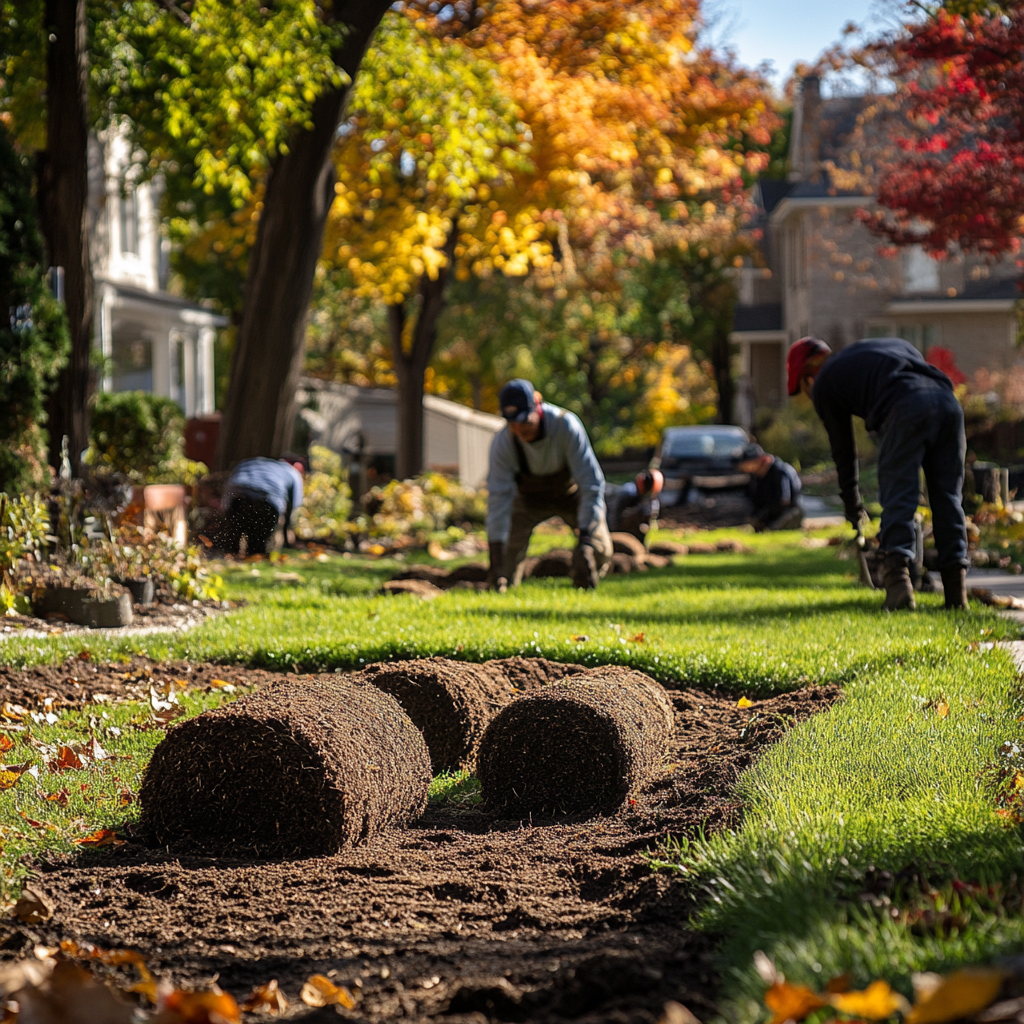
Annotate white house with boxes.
[88,130,226,417]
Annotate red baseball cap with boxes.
[786,338,831,396]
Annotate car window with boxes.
[662,428,746,458]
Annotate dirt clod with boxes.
[138,676,431,857]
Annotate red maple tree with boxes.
[864,4,1024,257]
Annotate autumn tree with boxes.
[865,1,1024,257]
[326,0,775,474]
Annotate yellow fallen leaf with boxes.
[570,635,590,643]
[829,979,910,1020]
[0,768,24,791]
[906,967,1006,1024]
[737,697,753,709]
[301,974,355,1010]
[241,979,288,1014]
[764,980,826,1024]
[209,679,235,690]
[936,702,950,719]
[13,887,53,925]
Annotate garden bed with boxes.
[7,662,838,1022]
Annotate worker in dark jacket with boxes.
[787,337,968,610]
[736,444,803,531]
[486,379,612,590]
[220,456,305,556]
[605,469,664,540]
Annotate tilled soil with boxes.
[6,667,839,1023]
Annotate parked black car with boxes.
[654,425,750,507]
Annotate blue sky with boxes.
[714,0,880,87]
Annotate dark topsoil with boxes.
[1,657,839,1023]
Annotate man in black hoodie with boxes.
[787,336,968,611]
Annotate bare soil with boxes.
[2,661,839,1023]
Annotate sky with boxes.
[714,0,881,89]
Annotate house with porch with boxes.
[731,76,1023,423]
[88,130,226,418]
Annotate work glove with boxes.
[487,541,508,593]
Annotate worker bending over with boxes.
[220,456,305,556]
[486,379,613,590]
[736,443,803,531]
[787,337,968,611]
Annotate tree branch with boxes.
[155,0,191,26]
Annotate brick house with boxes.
[731,76,1023,423]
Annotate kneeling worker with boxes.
[787,336,968,611]
[736,443,803,532]
[220,455,305,556]
[487,379,613,590]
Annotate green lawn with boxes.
[1,526,1022,1022]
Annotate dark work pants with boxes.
[877,386,967,570]
[220,495,280,556]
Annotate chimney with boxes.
[788,74,823,183]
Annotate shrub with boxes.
[0,127,69,492]
[0,493,51,615]
[293,445,353,545]
[86,391,206,484]
[754,397,876,471]
[355,472,487,543]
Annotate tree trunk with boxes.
[38,0,92,475]
[712,325,735,425]
[388,229,458,480]
[216,0,393,470]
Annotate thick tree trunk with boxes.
[216,0,392,470]
[38,0,92,475]
[388,229,458,480]
[711,326,735,425]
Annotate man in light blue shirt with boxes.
[486,379,612,590]
[220,456,305,556]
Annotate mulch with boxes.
[3,656,841,1023]
[137,677,432,858]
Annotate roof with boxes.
[733,303,783,332]
[754,179,793,216]
[102,279,229,325]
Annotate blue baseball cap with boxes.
[498,379,536,422]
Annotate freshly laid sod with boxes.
[1,525,1022,1020]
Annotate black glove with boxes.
[487,541,508,592]
[845,501,868,530]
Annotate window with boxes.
[864,323,939,351]
[111,328,152,392]
[901,245,939,293]
[119,187,139,255]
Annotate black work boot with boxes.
[940,567,969,610]
[572,543,599,590]
[881,552,916,611]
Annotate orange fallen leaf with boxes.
[46,787,71,807]
[737,697,753,709]
[0,735,14,754]
[629,632,646,643]
[829,979,910,1019]
[764,980,826,1024]
[936,702,950,719]
[906,968,1006,1024]
[48,744,84,773]
[300,974,355,1010]
[59,940,157,1003]
[19,810,51,830]
[160,988,241,1023]
[75,828,125,847]
[825,973,852,994]
[240,979,288,1014]
[209,679,234,690]
[569,635,590,643]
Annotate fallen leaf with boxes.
[0,769,23,791]
[569,635,590,643]
[829,979,911,1019]
[75,828,125,847]
[59,940,157,1003]
[936,702,950,719]
[48,745,84,773]
[17,960,134,1024]
[825,973,852,994]
[764,981,826,1024]
[208,679,234,690]
[76,650,91,660]
[0,736,14,755]
[46,787,70,807]
[118,788,133,807]
[659,1001,702,1024]
[629,632,646,643]
[13,887,54,925]
[240,979,288,1014]
[300,974,355,1010]
[367,544,386,556]
[19,811,50,830]
[906,967,1006,1024]
[1,703,29,722]
[159,987,240,1023]
[737,697,753,709]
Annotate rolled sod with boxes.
[476,667,675,816]
[138,676,430,857]
[360,657,515,773]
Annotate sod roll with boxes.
[138,676,430,857]
[476,667,674,816]
[360,657,515,773]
